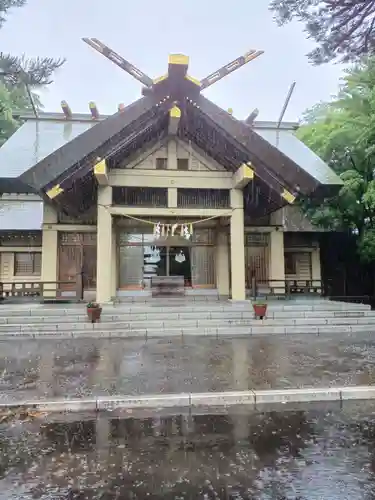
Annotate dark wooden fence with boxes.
[0,281,80,303]
[248,279,323,300]
[319,232,375,307]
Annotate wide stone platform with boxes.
[0,298,372,338]
[1,330,375,402]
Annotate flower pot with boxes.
[87,307,102,323]
[253,303,267,319]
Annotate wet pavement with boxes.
[1,332,375,402]
[1,401,375,498]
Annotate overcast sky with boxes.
[1,0,345,122]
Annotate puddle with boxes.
[0,402,375,498]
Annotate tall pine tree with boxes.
[270,0,375,64]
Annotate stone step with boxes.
[0,302,371,316]
[0,307,374,325]
[117,296,222,303]
[0,299,370,317]
[0,323,373,339]
[1,315,375,333]
[113,299,371,310]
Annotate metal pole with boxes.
[275,82,296,148]
[277,82,296,129]
[24,80,38,118]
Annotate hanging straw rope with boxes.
[102,207,234,226]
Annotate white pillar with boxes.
[41,203,58,298]
[216,230,230,298]
[230,189,246,301]
[311,245,322,292]
[96,186,113,303]
[268,230,285,294]
[111,229,117,298]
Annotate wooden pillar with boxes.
[96,186,113,303]
[230,189,246,300]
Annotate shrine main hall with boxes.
[0,47,342,302]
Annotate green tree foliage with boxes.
[269,0,375,64]
[0,84,18,144]
[0,0,65,144]
[298,58,375,261]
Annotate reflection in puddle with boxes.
[2,335,375,403]
[0,404,375,498]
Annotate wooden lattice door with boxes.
[245,233,270,287]
[58,233,97,293]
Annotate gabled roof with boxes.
[20,96,160,191]
[195,96,340,199]
[1,111,302,179]
[0,63,343,218]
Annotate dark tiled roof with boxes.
[197,96,341,194]
[0,96,342,206]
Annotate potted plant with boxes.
[252,300,267,319]
[86,301,102,323]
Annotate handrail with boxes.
[0,280,80,302]
[248,279,323,300]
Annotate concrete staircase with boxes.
[0,299,373,338]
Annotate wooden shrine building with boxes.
[0,41,343,301]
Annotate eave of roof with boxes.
[50,107,170,199]
[19,96,160,191]
[196,96,343,194]
[0,90,341,220]
[255,127,341,186]
[0,178,36,194]
[52,103,295,217]
[18,109,299,131]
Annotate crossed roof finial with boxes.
[82,38,264,102]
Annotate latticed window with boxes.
[59,233,96,245]
[113,187,168,207]
[14,252,41,276]
[177,189,230,208]
[245,233,269,247]
[156,158,168,170]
